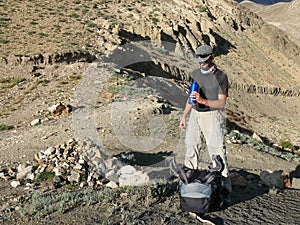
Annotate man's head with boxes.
[194,45,213,63]
[194,45,215,70]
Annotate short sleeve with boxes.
[219,72,229,96]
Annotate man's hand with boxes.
[191,92,227,108]
[179,117,186,129]
[191,91,207,105]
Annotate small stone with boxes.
[73,164,82,170]
[291,177,300,189]
[253,132,263,142]
[80,182,87,188]
[53,175,62,183]
[16,165,32,180]
[47,103,61,113]
[44,147,54,155]
[67,170,80,183]
[120,192,128,198]
[268,187,279,195]
[53,167,62,176]
[11,180,21,188]
[78,159,85,164]
[27,173,35,181]
[120,165,136,174]
[106,181,118,189]
[0,172,5,179]
[30,118,41,126]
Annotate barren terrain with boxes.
[0,0,300,224]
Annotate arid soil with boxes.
[1,66,300,224]
[0,0,300,224]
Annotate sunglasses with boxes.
[196,54,211,58]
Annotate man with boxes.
[179,44,232,198]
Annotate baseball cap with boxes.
[194,45,213,62]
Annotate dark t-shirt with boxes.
[190,68,229,112]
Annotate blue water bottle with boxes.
[188,81,199,104]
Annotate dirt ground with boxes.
[0,0,300,223]
[0,63,300,224]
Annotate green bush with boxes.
[35,171,55,183]
[0,124,13,131]
[280,141,295,151]
[1,77,26,88]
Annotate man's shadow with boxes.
[229,169,269,204]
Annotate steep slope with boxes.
[1,0,299,88]
[240,0,300,46]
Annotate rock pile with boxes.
[0,139,150,189]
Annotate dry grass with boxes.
[0,0,106,56]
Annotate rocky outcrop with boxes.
[1,50,96,66]
[229,82,300,97]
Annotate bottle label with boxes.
[188,81,198,104]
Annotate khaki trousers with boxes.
[184,109,231,192]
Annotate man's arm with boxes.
[179,99,193,129]
[193,92,227,109]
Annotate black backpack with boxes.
[171,155,227,214]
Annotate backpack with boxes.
[171,155,227,214]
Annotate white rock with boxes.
[120,165,136,174]
[47,103,61,113]
[67,171,80,183]
[11,181,21,188]
[0,172,5,179]
[119,171,149,186]
[53,167,62,176]
[16,165,32,180]
[106,181,119,189]
[44,146,54,155]
[27,173,35,181]
[253,132,263,142]
[30,118,41,126]
[73,164,82,170]
[62,162,70,168]
[78,159,85,164]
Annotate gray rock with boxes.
[119,165,150,186]
[67,170,80,183]
[291,177,300,189]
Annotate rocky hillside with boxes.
[240,0,300,46]
[0,1,300,224]
[1,0,299,87]
[0,0,299,158]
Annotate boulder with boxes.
[260,170,289,189]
